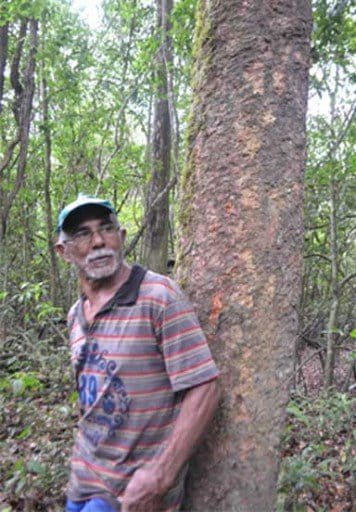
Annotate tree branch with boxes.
[125,174,177,256]
[340,272,356,290]
[304,253,331,263]
[289,347,326,384]
[313,101,356,170]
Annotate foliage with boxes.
[0,2,197,509]
[0,0,354,509]
[311,0,355,71]
[0,0,48,24]
[0,320,74,511]
[0,0,196,299]
[0,371,44,396]
[298,0,356,391]
[277,392,355,511]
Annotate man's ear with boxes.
[55,240,72,263]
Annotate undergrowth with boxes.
[277,392,355,512]
[0,292,354,511]
[0,319,76,512]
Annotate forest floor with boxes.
[277,349,355,512]
[0,342,354,512]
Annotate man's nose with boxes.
[91,229,106,247]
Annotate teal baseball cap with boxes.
[57,193,116,232]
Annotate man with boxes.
[55,194,220,512]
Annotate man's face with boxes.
[61,209,125,281]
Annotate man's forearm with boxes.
[121,379,220,511]
[154,378,220,489]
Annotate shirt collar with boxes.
[77,264,147,328]
[106,263,146,307]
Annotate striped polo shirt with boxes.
[66,264,219,511]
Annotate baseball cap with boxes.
[57,193,116,232]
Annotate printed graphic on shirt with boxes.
[77,341,131,447]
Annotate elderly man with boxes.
[55,194,219,512]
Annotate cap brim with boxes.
[61,203,114,231]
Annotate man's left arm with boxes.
[121,378,220,512]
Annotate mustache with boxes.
[86,248,117,264]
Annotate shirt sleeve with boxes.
[159,298,219,392]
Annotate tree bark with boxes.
[41,69,60,305]
[0,19,38,239]
[323,68,342,390]
[176,1,312,510]
[324,178,339,388]
[10,20,27,123]
[0,23,8,114]
[143,0,173,273]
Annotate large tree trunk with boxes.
[143,0,173,273]
[176,1,312,510]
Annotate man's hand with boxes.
[121,380,219,512]
[121,465,170,512]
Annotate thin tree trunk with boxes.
[1,19,38,239]
[177,1,312,510]
[22,203,31,280]
[0,23,9,114]
[41,69,59,304]
[95,0,138,194]
[324,178,339,388]
[143,0,173,273]
[323,67,341,390]
[10,20,27,123]
[0,20,27,239]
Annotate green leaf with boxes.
[17,426,32,440]
[69,391,79,403]
[27,459,47,475]
[286,403,310,426]
[14,459,26,472]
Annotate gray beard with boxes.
[80,248,122,281]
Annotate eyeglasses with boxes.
[65,224,120,248]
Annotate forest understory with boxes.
[0,332,354,512]
[0,0,355,511]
